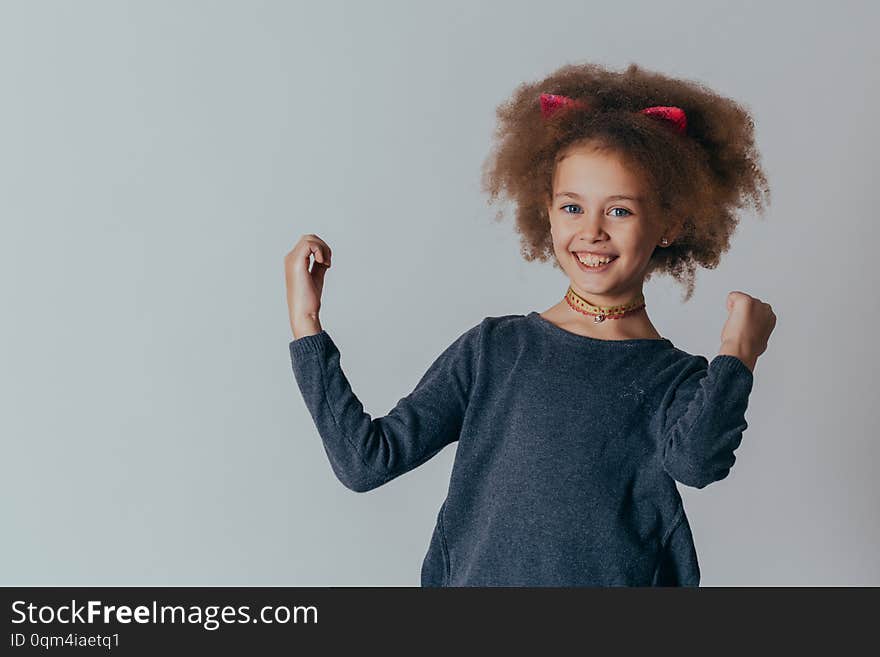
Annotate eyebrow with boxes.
[554,192,643,203]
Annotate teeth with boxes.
[576,253,614,266]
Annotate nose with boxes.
[572,210,611,243]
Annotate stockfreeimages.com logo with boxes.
[11,599,317,631]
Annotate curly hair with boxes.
[480,62,771,301]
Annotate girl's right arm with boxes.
[289,324,480,492]
[284,234,480,492]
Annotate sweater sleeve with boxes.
[288,323,481,493]
[658,354,755,489]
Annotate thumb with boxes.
[312,258,329,289]
[727,290,746,313]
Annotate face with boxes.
[547,143,675,306]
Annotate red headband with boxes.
[539,92,687,135]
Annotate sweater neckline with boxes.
[526,311,673,347]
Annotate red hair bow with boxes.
[539,93,687,135]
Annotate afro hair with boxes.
[480,62,771,301]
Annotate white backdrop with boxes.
[2,0,877,585]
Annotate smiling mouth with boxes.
[571,251,619,271]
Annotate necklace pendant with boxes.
[593,314,605,323]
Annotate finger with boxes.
[314,241,332,266]
[304,234,330,251]
[726,292,738,311]
[307,241,326,265]
[312,258,328,287]
[317,244,331,266]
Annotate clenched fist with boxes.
[284,234,332,339]
[718,290,776,373]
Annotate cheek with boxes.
[550,219,571,240]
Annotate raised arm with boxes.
[657,354,755,489]
[289,323,482,492]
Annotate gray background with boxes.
[2,0,877,586]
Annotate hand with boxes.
[284,234,332,337]
[718,291,776,372]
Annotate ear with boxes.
[663,216,686,243]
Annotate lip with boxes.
[572,252,618,273]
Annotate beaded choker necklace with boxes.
[564,286,646,323]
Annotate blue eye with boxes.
[559,204,632,217]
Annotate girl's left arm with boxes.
[658,354,754,489]
[659,290,775,489]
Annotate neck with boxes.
[566,285,644,319]
[568,282,644,309]
[546,284,663,340]
[562,305,662,340]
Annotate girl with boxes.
[283,62,776,586]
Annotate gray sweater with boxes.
[288,311,754,586]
